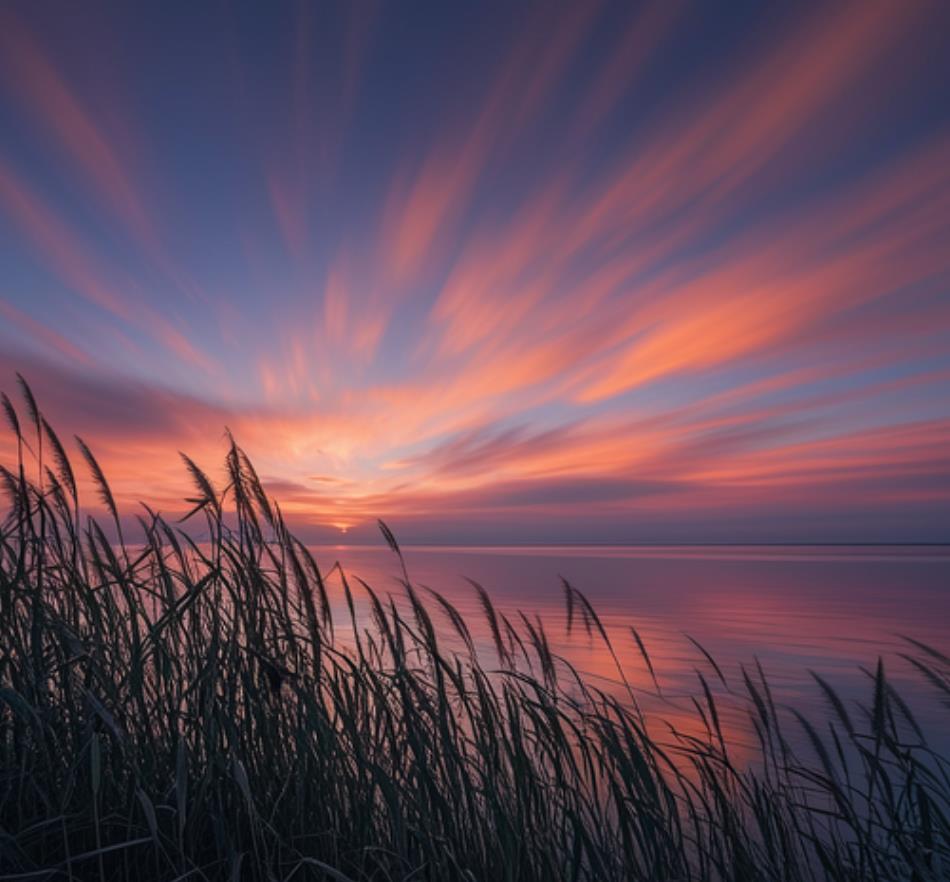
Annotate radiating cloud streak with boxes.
[0,1,948,542]
[0,9,156,249]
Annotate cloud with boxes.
[0,2,948,541]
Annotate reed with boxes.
[0,379,948,881]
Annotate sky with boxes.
[0,0,949,544]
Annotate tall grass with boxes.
[1,379,949,881]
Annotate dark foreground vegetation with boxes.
[1,379,949,881]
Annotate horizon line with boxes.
[306,541,950,549]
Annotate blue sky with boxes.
[1,1,949,543]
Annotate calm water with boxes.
[312,544,950,753]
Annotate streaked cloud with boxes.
[0,1,948,542]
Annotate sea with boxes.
[310,543,950,755]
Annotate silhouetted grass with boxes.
[1,379,948,881]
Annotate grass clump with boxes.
[1,378,949,881]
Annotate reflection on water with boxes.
[311,544,950,754]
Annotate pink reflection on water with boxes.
[311,544,950,757]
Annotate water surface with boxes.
[312,544,950,752]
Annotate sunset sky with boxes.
[1,1,949,544]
